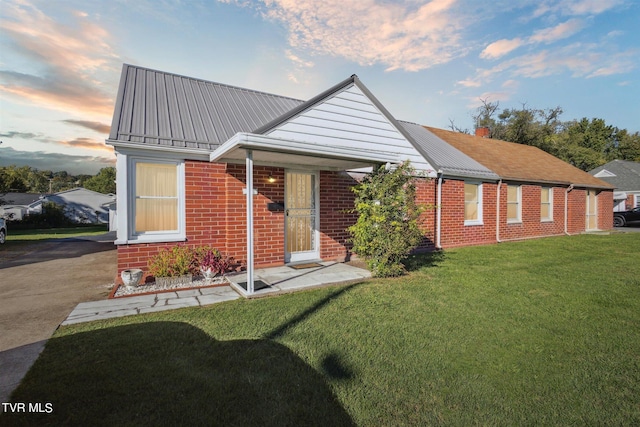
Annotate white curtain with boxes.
[135,162,178,232]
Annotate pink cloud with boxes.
[261,0,468,72]
[0,1,119,119]
[480,38,524,59]
[529,19,585,44]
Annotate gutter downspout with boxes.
[496,179,502,243]
[436,170,443,249]
[564,184,574,235]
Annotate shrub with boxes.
[194,245,234,275]
[148,245,196,278]
[348,162,426,277]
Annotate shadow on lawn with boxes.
[404,250,446,272]
[4,322,355,426]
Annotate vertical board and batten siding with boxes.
[265,84,433,172]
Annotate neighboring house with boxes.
[107,64,613,292]
[0,193,45,220]
[44,188,116,224]
[589,160,640,212]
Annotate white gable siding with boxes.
[265,84,433,172]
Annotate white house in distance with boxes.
[0,193,44,220]
[45,188,116,224]
[1,188,116,225]
[590,160,640,212]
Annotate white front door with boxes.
[285,171,320,263]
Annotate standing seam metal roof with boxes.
[398,121,499,180]
[108,64,304,150]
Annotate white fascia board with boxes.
[107,139,211,161]
[210,132,399,164]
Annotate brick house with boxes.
[107,65,613,293]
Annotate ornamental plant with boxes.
[194,245,234,276]
[147,245,196,278]
[348,161,426,277]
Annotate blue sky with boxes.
[1,0,638,174]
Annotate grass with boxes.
[5,225,108,241]
[3,234,640,426]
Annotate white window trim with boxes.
[115,153,186,244]
[464,181,483,226]
[541,187,553,222]
[507,185,522,224]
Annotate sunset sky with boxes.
[1,0,638,174]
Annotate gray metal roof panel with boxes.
[398,121,500,180]
[109,64,305,149]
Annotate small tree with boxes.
[348,162,425,277]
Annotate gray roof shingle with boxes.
[589,160,640,191]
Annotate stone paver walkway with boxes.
[62,262,371,325]
[63,286,239,325]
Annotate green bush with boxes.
[148,244,234,278]
[148,245,196,278]
[8,202,76,229]
[348,162,426,277]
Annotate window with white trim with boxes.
[464,182,483,225]
[540,187,553,221]
[507,185,521,223]
[129,158,185,241]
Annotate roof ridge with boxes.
[122,63,304,103]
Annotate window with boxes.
[464,182,483,225]
[507,185,521,223]
[129,158,185,241]
[540,187,553,221]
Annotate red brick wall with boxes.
[225,164,285,267]
[598,190,613,230]
[319,171,358,261]
[438,180,497,248]
[499,185,565,241]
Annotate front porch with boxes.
[227,261,371,298]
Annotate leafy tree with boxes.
[614,130,640,161]
[84,167,116,194]
[467,100,637,171]
[348,162,425,277]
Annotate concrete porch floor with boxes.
[63,262,371,325]
[227,261,372,297]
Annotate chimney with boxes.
[475,127,490,138]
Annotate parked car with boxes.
[0,218,6,244]
[613,207,640,227]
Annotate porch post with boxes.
[246,149,254,294]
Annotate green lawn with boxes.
[4,234,640,426]
[4,225,108,241]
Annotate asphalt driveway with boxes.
[0,234,116,403]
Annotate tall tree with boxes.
[83,167,116,194]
